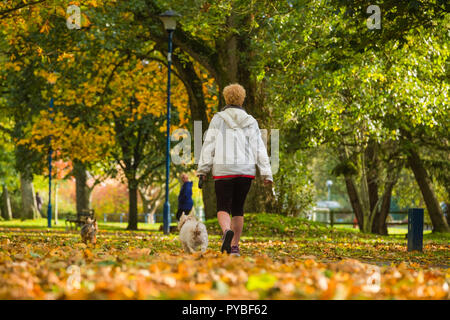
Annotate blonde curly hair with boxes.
[223,83,246,106]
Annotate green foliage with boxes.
[0,137,17,187]
[261,0,449,232]
[273,150,314,216]
[263,0,449,149]
[309,148,350,207]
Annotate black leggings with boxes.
[215,177,252,217]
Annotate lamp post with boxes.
[159,10,180,234]
[47,92,55,228]
[326,180,333,202]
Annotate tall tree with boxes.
[262,0,449,233]
[128,0,287,217]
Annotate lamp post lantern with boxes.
[159,10,180,234]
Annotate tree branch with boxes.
[91,55,129,109]
[137,161,164,184]
[138,0,219,79]
[0,0,47,19]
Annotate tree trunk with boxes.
[365,140,379,218]
[171,56,209,126]
[127,180,138,230]
[139,186,163,219]
[344,175,364,230]
[150,199,161,216]
[73,160,90,215]
[365,141,385,234]
[371,162,401,235]
[19,172,40,219]
[365,141,383,234]
[359,150,375,233]
[372,180,395,235]
[139,188,151,215]
[407,149,449,232]
[1,185,13,220]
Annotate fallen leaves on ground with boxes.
[0,229,448,300]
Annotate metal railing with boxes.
[58,212,155,223]
[310,209,432,229]
[100,213,159,223]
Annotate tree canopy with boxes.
[0,0,448,233]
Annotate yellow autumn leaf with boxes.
[40,21,50,34]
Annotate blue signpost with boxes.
[47,97,54,228]
[407,208,424,252]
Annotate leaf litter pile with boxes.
[0,215,448,300]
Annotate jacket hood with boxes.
[217,108,255,129]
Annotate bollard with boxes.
[120,213,124,223]
[104,213,107,222]
[145,213,148,224]
[407,208,424,252]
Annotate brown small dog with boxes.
[80,218,98,245]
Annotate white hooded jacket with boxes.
[197,107,273,181]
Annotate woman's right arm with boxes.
[197,116,219,176]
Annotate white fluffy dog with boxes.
[178,212,208,253]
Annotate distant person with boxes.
[197,83,273,256]
[35,192,42,213]
[176,173,193,221]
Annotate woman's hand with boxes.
[198,175,206,189]
[263,179,273,186]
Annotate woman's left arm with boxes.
[251,121,273,182]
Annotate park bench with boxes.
[65,209,95,230]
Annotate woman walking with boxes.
[197,84,273,256]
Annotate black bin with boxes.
[407,208,424,252]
